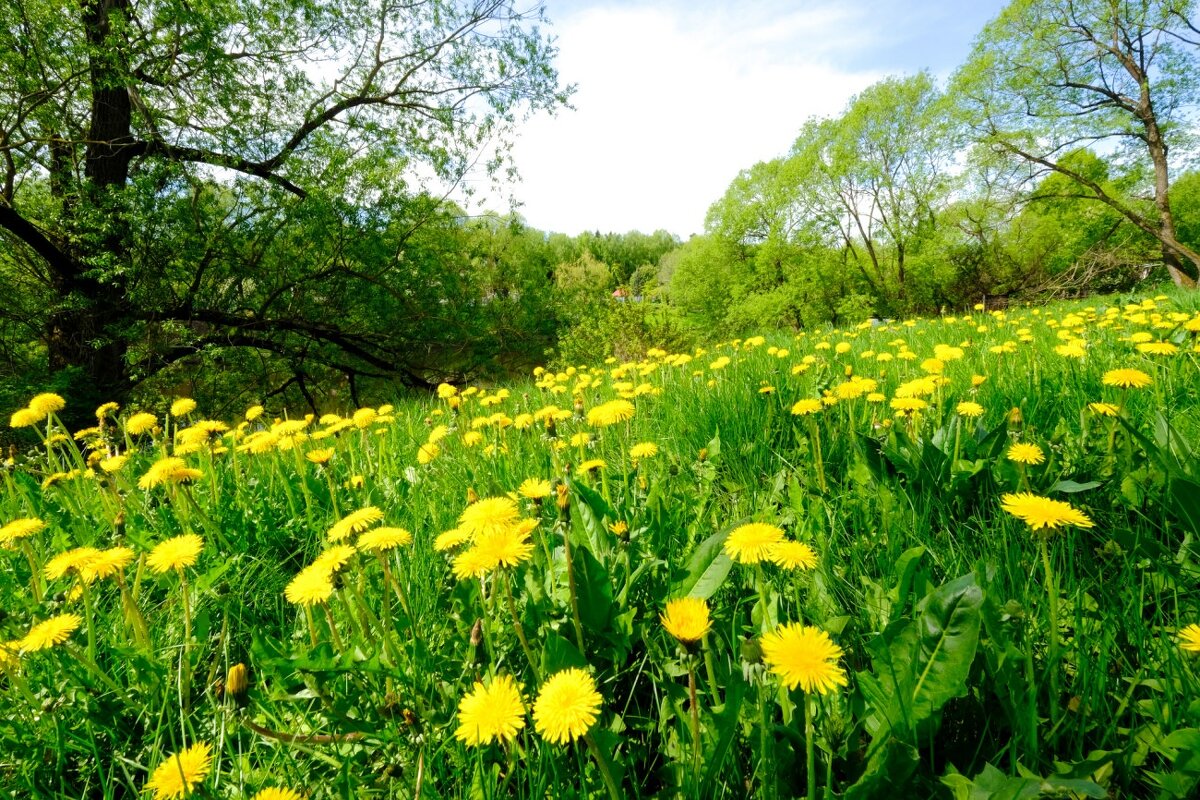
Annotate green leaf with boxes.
[700,677,747,796]
[1049,479,1102,494]
[844,739,919,800]
[676,523,736,600]
[572,543,613,632]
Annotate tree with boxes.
[0,0,567,407]
[954,0,1200,288]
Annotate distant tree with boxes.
[954,0,1200,287]
[0,0,567,407]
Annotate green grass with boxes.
[2,288,1200,798]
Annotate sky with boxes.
[462,0,1009,239]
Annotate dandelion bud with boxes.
[1008,406,1024,427]
[740,637,763,664]
[470,618,483,647]
[545,416,557,438]
[555,482,570,511]
[225,663,249,698]
[573,398,584,416]
[698,447,708,462]
[466,487,479,505]
[844,365,853,377]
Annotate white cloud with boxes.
[463,1,890,237]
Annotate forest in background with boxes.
[2,0,1200,420]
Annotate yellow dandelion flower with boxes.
[518,478,553,500]
[0,517,46,547]
[1006,442,1046,465]
[472,526,534,571]
[305,448,334,464]
[533,668,603,745]
[356,527,413,552]
[454,674,526,746]
[285,565,335,606]
[956,401,984,418]
[417,443,439,464]
[245,405,265,421]
[20,613,82,653]
[99,454,129,473]
[459,497,520,539]
[790,399,823,416]
[146,534,204,573]
[169,398,197,417]
[95,401,120,420]
[1102,368,1152,389]
[629,442,659,460]
[1179,624,1200,654]
[28,392,66,416]
[44,547,102,580]
[1000,493,1095,532]
[252,789,305,800]
[586,399,636,427]
[451,545,494,580]
[768,540,818,571]
[138,457,202,490]
[1088,402,1119,417]
[144,742,213,800]
[80,547,135,582]
[760,623,848,694]
[434,527,472,552]
[312,545,356,573]
[576,458,607,475]
[10,407,43,427]
[724,522,785,564]
[0,639,19,670]
[327,507,384,542]
[125,412,158,435]
[1136,341,1177,356]
[661,597,711,644]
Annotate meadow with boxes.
[2,290,1200,799]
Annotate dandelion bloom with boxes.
[1088,402,1119,417]
[629,442,659,460]
[1102,368,1152,389]
[99,454,129,473]
[459,497,520,539]
[0,517,46,547]
[95,401,120,420]
[284,565,334,606]
[434,527,471,552]
[1179,624,1200,653]
[454,674,526,746]
[769,540,818,571]
[760,623,848,694]
[169,398,197,417]
[890,397,928,414]
[518,478,553,499]
[0,640,19,669]
[1136,342,1177,356]
[724,522,785,564]
[451,545,494,580]
[356,527,413,552]
[576,458,606,475]
[81,547,136,582]
[147,534,204,573]
[416,443,439,464]
[586,399,636,427]
[790,399,822,416]
[312,545,356,573]
[472,526,535,571]
[252,789,305,800]
[10,407,43,427]
[145,742,213,800]
[1006,442,1046,465]
[138,457,202,490]
[1000,493,1094,532]
[245,405,265,421]
[661,597,712,644]
[305,448,334,464]
[327,507,384,542]
[955,401,984,418]
[533,668,603,744]
[125,412,158,435]
[44,547,102,580]
[19,613,82,653]
[28,393,66,416]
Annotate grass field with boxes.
[2,289,1200,799]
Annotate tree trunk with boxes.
[1141,70,1198,288]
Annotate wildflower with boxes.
[434,527,472,552]
[170,398,197,417]
[629,442,659,460]
[437,383,458,399]
[760,623,848,694]
[769,540,818,570]
[472,526,535,570]
[312,545,356,573]
[44,547,102,580]
[138,457,202,490]
[145,742,213,800]
[125,412,158,435]
[1006,442,1046,465]
[459,497,519,539]
[1136,341,1177,356]
[1179,624,1200,654]
[518,478,553,500]
[454,674,526,746]
[0,640,18,670]
[1102,368,1152,389]
[0,517,46,547]
[1088,402,1119,417]
[19,613,82,653]
[80,547,135,582]
[28,393,66,416]
[790,399,822,416]
[417,443,439,464]
[1000,493,1095,532]
[462,431,483,447]
[305,448,334,464]
[328,507,384,542]
[10,408,42,427]
[890,397,928,414]
[99,454,129,473]
[356,527,413,552]
[95,401,120,420]
[245,405,264,421]
[724,523,785,564]
[586,399,636,427]
[956,401,984,418]
[576,458,606,475]
[225,663,249,698]
[252,789,305,800]
[451,546,494,580]
[284,565,334,605]
[147,534,204,573]
[661,597,712,644]
[533,668,603,744]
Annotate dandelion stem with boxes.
[501,569,540,681]
[687,656,701,784]
[1039,535,1061,729]
[20,540,43,603]
[584,731,622,800]
[804,692,817,800]
[321,601,344,651]
[561,522,586,652]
